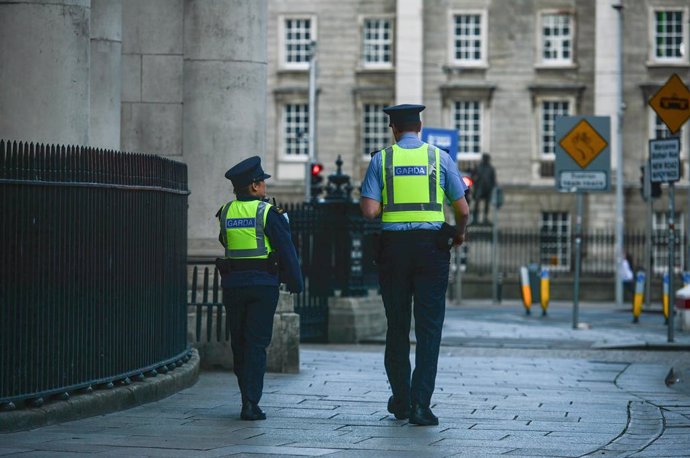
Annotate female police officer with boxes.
[217,156,303,421]
[360,104,470,426]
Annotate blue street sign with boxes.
[422,127,458,162]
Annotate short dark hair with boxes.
[233,184,253,196]
[233,179,263,196]
[392,121,422,132]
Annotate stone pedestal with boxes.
[328,291,387,343]
[188,290,300,373]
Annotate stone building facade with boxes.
[266,0,690,258]
[1,0,689,262]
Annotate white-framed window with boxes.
[361,17,393,68]
[449,10,488,67]
[649,8,688,64]
[540,212,571,272]
[538,11,574,66]
[653,211,685,274]
[282,103,309,158]
[539,99,572,158]
[280,16,316,70]
[452,100,483,158]
[362,104,390,157]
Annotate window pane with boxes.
[283,104,309,156]
[655,11,684,59]
[542,13,573,63]
[362,104,390,156]
[653,211,685,274]
[453,14,483,62]
[362,18,393,65]
[541,212,571,271]
[541,100,570,156]
[285,18,312,64]
[453,101,482,155]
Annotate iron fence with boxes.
[464,226,685,278]
[0,140,191,410]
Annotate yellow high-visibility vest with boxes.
[381,144,444,223]
[219,200,274,259]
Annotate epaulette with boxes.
[369,150,380,158]
[214,206,223,219]
[270,198,286,214]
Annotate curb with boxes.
[592,343,690,351]
[0,349,200,434]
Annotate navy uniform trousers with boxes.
[223,285,279,405]
[378,230,450,408]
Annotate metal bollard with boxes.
[663,272,670,324]
[540,268,550,316]
[632,271,646,323]
[520,266,532,315]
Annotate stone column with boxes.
[0,0,91,146]
[396,0,423,105]
[183,0,268,256]
[90,0,122,150]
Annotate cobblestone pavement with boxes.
[2,301,690,457]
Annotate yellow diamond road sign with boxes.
[649,73,690,135]
[559,120,608,169]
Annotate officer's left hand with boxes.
[453,231,466,247]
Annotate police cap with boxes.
[224,156,271,188]
[383,104,425,126]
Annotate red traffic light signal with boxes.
[462,175,473,188]
[311,162,324,176]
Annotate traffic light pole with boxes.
[644,163,652,314]
[613,1,624,307]
[305,40,318,203]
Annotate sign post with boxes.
[649,137,681,341]
[555,116,611,330]
[648,72,689,342]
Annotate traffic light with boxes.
[640,164,662,200]
[462,175,473,205]
[310,162,324,200]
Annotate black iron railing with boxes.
[0,140,191,409]
[465,226,685,278]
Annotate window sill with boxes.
[276,68,309,76]
[645,61,690,69]
[442,64,489,74]
[279,156,310,163]
[534,62,578,71]
[355,66,395,75]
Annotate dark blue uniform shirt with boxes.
[219,195,304,293]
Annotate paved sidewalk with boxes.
[440,299,690,350]
[2,301,690,457]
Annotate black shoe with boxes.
[240,402,266,421]
[409,403,438,426]
[387,396,410,420]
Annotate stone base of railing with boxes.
[188,291,300,373]
[328,291,386,343]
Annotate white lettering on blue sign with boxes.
[394,166,427,176]
[226,218,255,229]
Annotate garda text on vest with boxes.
[394,166,427,176]
[226,218,256,229]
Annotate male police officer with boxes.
[360,104,470,426]
[217,156,303,421]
